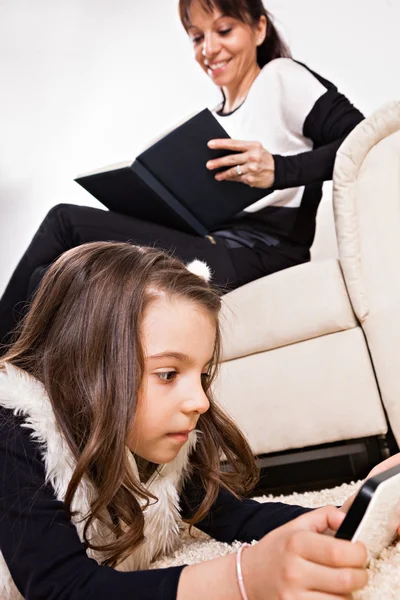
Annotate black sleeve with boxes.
[0,407,185,600]
[273,65,365,190]
[180,476,313,544]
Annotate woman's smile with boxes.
[206,57,232,77]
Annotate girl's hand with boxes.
[341,452,400,536]
[365,451,400,480]
[206,138,275,189]
[243,506,368,600]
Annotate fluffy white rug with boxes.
[151,482,400,599]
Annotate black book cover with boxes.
[75,109,270,235]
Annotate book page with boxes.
[76,160,132,178]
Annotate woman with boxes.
[0,0,364,350]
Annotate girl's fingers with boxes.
[289,531,367,568]
[295,505,347,535]
[301,561,368,596]
[368,452,400,478]
[206,151,248,171]
[305,594,353,600]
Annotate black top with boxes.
[0,406,311,599]
[212,59,365,251]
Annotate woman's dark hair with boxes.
[179,0,291,67]
[1,242,258,567]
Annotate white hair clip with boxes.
[186,259,212,282]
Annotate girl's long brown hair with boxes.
[2,242,258,567]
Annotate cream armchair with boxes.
[215,101,400,465]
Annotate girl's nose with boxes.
[183,386,210,416]
[196,389,210,415]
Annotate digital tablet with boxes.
[335,464,400,561]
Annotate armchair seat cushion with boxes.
[221,258,358,361]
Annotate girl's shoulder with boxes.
[0,404,23,439]
[0,363,47,467]
[0,404,47,498]
[0,404,40,454]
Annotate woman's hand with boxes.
[206,138,275,189]
[243,506,368,600]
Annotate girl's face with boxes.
[127,294,215,464]
[187,1,265,90]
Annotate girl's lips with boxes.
[167,432,189,443]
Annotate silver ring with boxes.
[236,164,242,176]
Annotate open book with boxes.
[75,109,270,236]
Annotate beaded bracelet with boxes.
[236,542,251,600]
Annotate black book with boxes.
[75,109,270,236]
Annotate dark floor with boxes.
[250,431,399,497]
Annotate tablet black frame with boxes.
[336,463,400,541]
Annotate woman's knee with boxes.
[39,203,87,240]
[44,203,78,224]
[32,204,82,250]
[28,265,49,298]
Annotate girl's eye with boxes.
[156,371,177,383]
[191,35,203,44]
[218,28,232,36]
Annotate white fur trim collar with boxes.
[0,363,197,597]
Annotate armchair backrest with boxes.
[333,100,400,442]
[333,100,400,321]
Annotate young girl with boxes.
[0,241,389,600]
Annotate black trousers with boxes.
[0,204,308,349]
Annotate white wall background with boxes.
[0,0,399,295]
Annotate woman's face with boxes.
[127,294,215,465]
[186,1,266,90]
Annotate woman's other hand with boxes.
[206,138,275,189]
[243,505,368,600]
